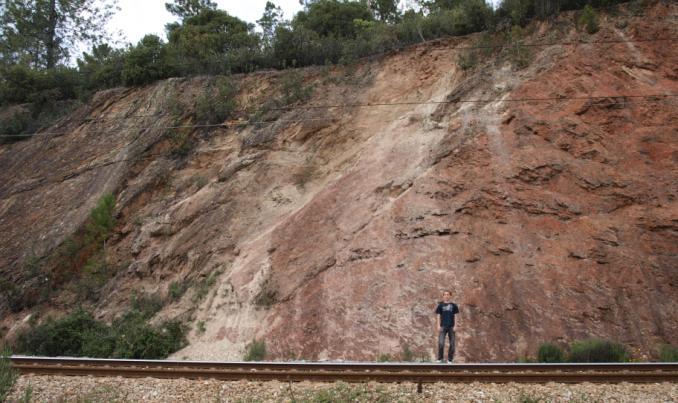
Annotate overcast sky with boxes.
[108,0,305,45]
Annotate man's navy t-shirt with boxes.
[435,302,459,328]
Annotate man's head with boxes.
[442,290,451,302]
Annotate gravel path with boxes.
[7,376,678,402]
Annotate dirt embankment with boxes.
[0,3,676,361]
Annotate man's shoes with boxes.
[436,359,444,363]
[447,360,453,364]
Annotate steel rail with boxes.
[10,356,678,372]
[10,357,678,384]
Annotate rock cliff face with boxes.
[1,3,676,361]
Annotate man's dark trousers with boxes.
[438,326,455,361]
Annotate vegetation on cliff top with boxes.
[0,0,632,142]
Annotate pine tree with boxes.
[165,0,217,19]
[369,0,400,23]
[0,0,118,69]
[257,1,283,49]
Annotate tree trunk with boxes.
[45,0,58,69]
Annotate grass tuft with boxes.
[243,339,266,361]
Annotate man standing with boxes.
[435,290,459,363]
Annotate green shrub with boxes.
[0,347,18,403]
[506,25,532,69]
[400,344,415,362]
[58,193,118,301]
[193,176,208,189]
[537,342,565,363]
[244,339,266,361]
[0,280,24,313]
[77,44,125,93]
[0,108,32,143]
[0,65,80,106]
[253,275,277,308]
[457,50,479,70]
[568,339,629,363]
[279,70,313,106]
[509,43,531,69]
[377,353,393,362]
[81,329,117,358]
[251,69,315,126]
[192,269,223,303]
[194,76,237,125]
[111,311,185,359]
[168,280,190,302]
[15,306,186,359]
[0,68,81,144]
[15,308,111,357]
[85,193,116,246]
[122,35,172,86]
[168,128,193,157]
[659,345,678,362]
[0,254,52,312]
[33,194,118,305]
[130,293,164,317]
[578,5,599,34]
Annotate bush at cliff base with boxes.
[0,347,18,402]
[660,345,678,362]
[568,339,629,362]
[537,342,565,363]
[15,308,186,359]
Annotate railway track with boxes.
[11,356,678,384]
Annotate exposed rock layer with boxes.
[0,4,676,361]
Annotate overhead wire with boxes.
[1,30,675,138]
[0,92,675,199]
[0,94,676,139]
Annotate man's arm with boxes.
[435,304,441,328]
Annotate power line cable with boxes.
[0,117,340,138]
[0,93,675,138]
[15,65,678,127]
[1,95,674,198]
[267,94,678,111]
[1,33,675,138]
[2,116,673,199]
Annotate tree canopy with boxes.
[293,0,374,39]
[165,0,217,19]
[0,0,118,69]
[0,0,639,129]
[258,1,284,49]
[369,0,400,23]
[166,9,258,74]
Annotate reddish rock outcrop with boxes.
[0,3,676,361]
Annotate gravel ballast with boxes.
[7,375,678,402]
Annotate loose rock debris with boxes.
[7,375,678,402]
